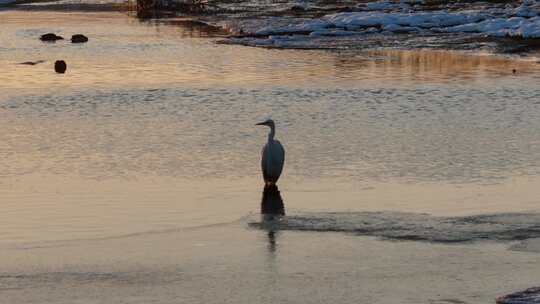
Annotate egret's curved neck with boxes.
[268,125,275,142]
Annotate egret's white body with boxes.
[256,119,285,185]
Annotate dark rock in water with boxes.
[19,60,46,65]
[40,33,63,42]
[290,5,305,12]
[71,34,88,43]
[54,60,67,74]
[496,287,540,304]
[338,6,354,12]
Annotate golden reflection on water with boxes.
[0,11,539,97]
[2,173,540,245]
[334,49,538,83]
[2,10,540,245]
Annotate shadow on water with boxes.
[260,184,285,253]
[261,184,285,216]
[332,49,540,83]
[138,18,230,38]
[251,191,540,244]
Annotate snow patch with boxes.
[325,11,487,30]
[223,1,540,50]
[447,16,540,38]
[239,1,540,40]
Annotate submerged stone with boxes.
[19,60,46,65]
[40,33,63,42]
[71,34,88,43]
[54,60,67,74]
[290,5,305,12]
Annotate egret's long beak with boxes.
[256,122,266,126]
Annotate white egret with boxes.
[256,119,285,186]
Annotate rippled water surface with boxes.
[2,10,540,242]
[2,10,540,304]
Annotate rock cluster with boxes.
[40,33,64,42]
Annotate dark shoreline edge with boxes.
[497,287,540,304]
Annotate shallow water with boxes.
[2,10,540,304]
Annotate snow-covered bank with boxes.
[222,0,540,52]
[253,1,540,38]
[323,9,540,38]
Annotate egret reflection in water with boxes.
[260,184,285,253]
[261,184,285,216]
